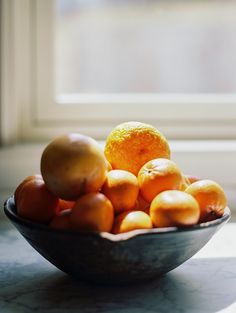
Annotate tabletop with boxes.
[0,214,236,313]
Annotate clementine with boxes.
[70,192,114,232]
[16,177,58,223]
[101,170,139,214]
[150,190,200,228]
[138,158,183,203]
[185,179,227,223]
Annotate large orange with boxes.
[101,169,139,214]
[104,121,170,175]
[150,190,200,227]
[70,192,114,232]
[41,133,107,200]
[185,179,227,223]
[138,158,183,203]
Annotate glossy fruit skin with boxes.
[185,179,227,223]
[104,121,170,175]
[150,190,200,228]
[70,192,114,233]
[16,177,58,223]
[50,209,71,230]
[14,174,42,206]
[138,158,183,203]
[41,133,107,200]
[112,211,152,234]
[101,170,139,214]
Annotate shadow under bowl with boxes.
[4,197,231,285]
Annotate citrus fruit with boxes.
[101,169,139,214]
[70,192,114,232]
[150,190,200,228]
[16,177,58,223]
[41,133,107,200]
[112,211,152,234]
[14,174,42,206]
[138,158,183,203]
[185,179,227,223]
[104,121,170,175]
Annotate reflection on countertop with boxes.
[0,213,236,313]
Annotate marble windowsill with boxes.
[0,213,236,313]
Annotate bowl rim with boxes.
[4,196,231,242]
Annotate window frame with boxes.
[1,0,236,144]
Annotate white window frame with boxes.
[1,0,236,144]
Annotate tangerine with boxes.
[150,190,200,228]
[138,158,182,203]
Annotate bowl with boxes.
[4,197,231,285]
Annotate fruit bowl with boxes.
[4,197,231,285]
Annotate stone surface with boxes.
[0,214,236,313]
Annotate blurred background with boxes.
[0,0,236,216]
[55,0,236,95]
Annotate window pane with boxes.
[55,0,236,94]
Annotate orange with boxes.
[101,170,139,214]
[14,174,42,206]
[112,211,152,234]
[70,192,114,232]
[150,190,200,228]
[104,121,170,175]
[41,133,107,200]
[185,179,227,223]
[138,158,182,203]
[16,177,59,223]
[50,209,71,230]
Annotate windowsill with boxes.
[0,140,236,212]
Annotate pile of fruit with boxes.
[14,121,227,234]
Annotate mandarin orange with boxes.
[16,178,58,223]
[70,192,114,232]
[150,190,200,228]
[185,179,227,223]
[101,169,139,214]
[138,158,182,203]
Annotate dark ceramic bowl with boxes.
[4,197,231,285]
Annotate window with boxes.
[1,0,236,210]
[1,0,236,143]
